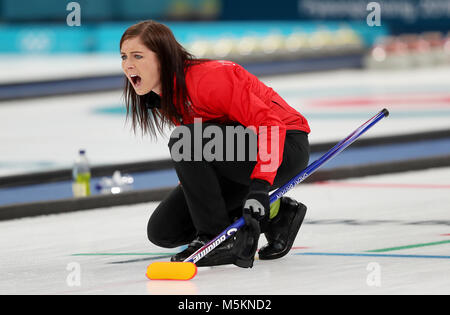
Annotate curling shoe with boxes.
[258,197,307,260]
[171,235,236,267]
[171,235,209,262]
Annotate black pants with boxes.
[147,123,310,248]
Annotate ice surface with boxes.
[1,63,449,295]
[1,167,449,295]
[1,66,450,176]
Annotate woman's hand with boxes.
[243,179,271,223]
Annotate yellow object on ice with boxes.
[146,262,198,281]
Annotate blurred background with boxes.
[1,0,450,218]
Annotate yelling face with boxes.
[120,37,162,96]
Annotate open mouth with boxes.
[130,74,142,87]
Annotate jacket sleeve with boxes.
[195,65,286,185]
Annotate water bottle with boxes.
[95,170,134,195]
[72,149,91,197]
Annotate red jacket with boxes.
[176,60,310,185]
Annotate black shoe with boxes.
[171,235,209,262]
[171,235,236,267]
[258,197,307,260]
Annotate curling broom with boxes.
[146,108,390,280]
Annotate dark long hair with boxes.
[120,20,199,137]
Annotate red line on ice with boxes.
[315,181,450,189]
[307,95,450,107]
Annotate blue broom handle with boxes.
[270,108,389,203]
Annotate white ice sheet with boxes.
[2,66,450,176]
[1,168,449,295]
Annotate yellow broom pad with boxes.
[146,262,198,281]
